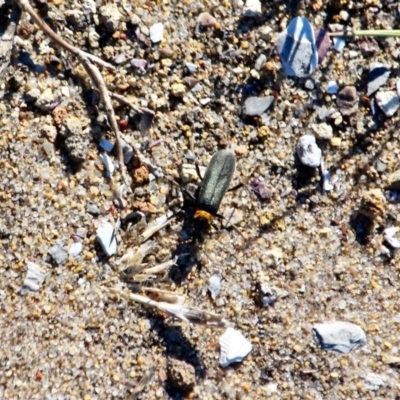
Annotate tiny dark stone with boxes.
[337,86,358,116]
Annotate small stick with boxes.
[328,29,400,38]
[0,4,21,79]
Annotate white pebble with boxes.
[96,220,117,256]
[219,328,252,367]
[150,23,164,43]
[68,242,83,258]
[333,37,346,52]
[375,91,399,117]
[326,81,338,94]
[244,0,262,17]
[208,275,221,300]
[296,135,322,168]
[313,321,366,353]
[384,227,400,248]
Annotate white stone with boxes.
[333,37,346,52]
[96,220,117,256]
[326,81,338,94]
[310,122,333,140]
[208,275,221,300]
[68,242,83,258]
[384,227,400,248]
[219,328,252,367]
[296,135,322,168]
[150,23,164,43]
[375,91,399,117]
[313,321,366,353]
[20,261,47,294]
[244,0,261,17]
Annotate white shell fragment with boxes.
[313,321,367,353]
[384,227,400,248]
[150,22,164,43]
[219,328,252,367]
[208,275,221,300]
[99,153,115,179]
[296,135,322,168]
[276,17,318,78]
[20,261,47,295]
[96,220,117,256]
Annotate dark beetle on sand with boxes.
[192,149,236,234]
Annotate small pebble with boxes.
[277,17,318,78]
[99,139,114,152]
[326,81,338,94]
[254,54,266,70]
[171,83,186,97]
[68,242,83,258]
[375,91,399,117]
[149,23,164,43]
[250,178,273,200]
[86,201,101,215]
[383,227,400,249]
[333,37,346,52]
[197,12,217,27]
[219,328,252,367]
[311,122,333,140]
[185,62,197,74]
[48,244,68,265]
[208,275,221,300]
[337,86,358,116]
[243,0,262,17]
[242,96,274,116]
[96,220,117,257]
[313,321,367,353]
[367,63,391,96]
[296,135,322,168]
[315,29,331,64]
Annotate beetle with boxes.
[192,149,237,233]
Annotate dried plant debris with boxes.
[110,289,229,328]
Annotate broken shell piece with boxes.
[99,153,115,179]
[296,135,322,168]
[208,275,221,300]
[219,327,252,367]
[20,261,47,294]
[320,158,336,191]
[136,211,174,244]
[383,227,400,248]
[142,287,185,305]
[96,220,117,256]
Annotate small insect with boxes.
[193,149,237,234]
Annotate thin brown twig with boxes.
[14,0,115,70]
[14,0,134,188]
